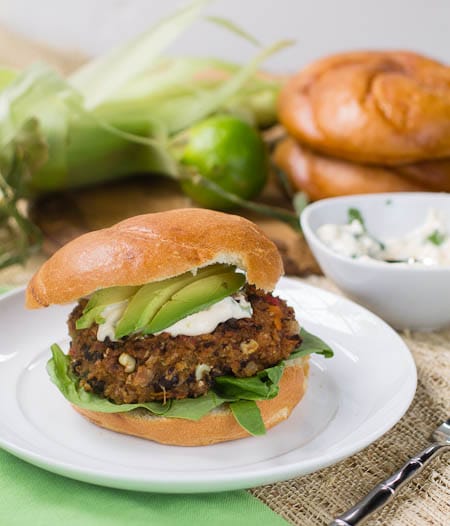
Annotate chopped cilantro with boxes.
[427,230,446,246]
[348,207,365,227]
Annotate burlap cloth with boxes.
[2,259,448,526]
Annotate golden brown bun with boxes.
[273,138,428,200]
[395,158,450,191]
[278,51,450,165]
[26,209,283,309]
[72,358,309,446]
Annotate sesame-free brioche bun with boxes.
[273,138,429,200]
[26,209,283,309]
[72,358,309,446]
[278,50,450,165]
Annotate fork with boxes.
[329,419,450,525]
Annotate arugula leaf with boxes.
[48,344,168,414]
[265,363,284,385]
[48,324,334,437]
[288,327,334,360]
[213,363,284,400]
[47,344,278,435]
[160,391,227,420]
[427,230,446,246]
[230,400,265,436]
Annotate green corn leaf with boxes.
[0,115,47,268]
[155,39,293,133]
[178,170,301,231]
[97,58,213,112]
[0,68,17,92]
[70,0,210,109]
[0,63,73,150]
[95,56,281,131]
[206,16,261,47]
[293,192,309,216]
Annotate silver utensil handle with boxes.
[329,443,449,526]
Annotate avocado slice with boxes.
[144,270,245,335]
[76,285,139,330]
[114,264,232,339]
[76,305,107,330]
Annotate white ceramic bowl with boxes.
[301,192,450,331]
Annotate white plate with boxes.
[0,278,416,493]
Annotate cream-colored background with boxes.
[1,0,449,71]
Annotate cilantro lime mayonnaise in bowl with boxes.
[301,193,450,330]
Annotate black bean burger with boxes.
[26,209,331,446]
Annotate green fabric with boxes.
[0,449,288,526]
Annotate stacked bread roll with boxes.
[274,51,450,199]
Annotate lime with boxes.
[178,115,268,210]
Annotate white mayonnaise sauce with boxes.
[317,208,450,266]
[97,301,128,342]
[156,294,253,337]
[96,294,253,341]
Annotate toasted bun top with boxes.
[278,50,450,165]
[26,209,283,309]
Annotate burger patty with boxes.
[68,286,301,404]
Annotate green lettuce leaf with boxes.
[213,363,284,400]
[48,344,167,414]
[47,344,277,434]
[288,327,334,360]
[48,344,224,420]
[161,391,227,420]
[48,325,334,437]
[230,400,265,436]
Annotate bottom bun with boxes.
[273,138,435,200]
[72,358,309,446]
